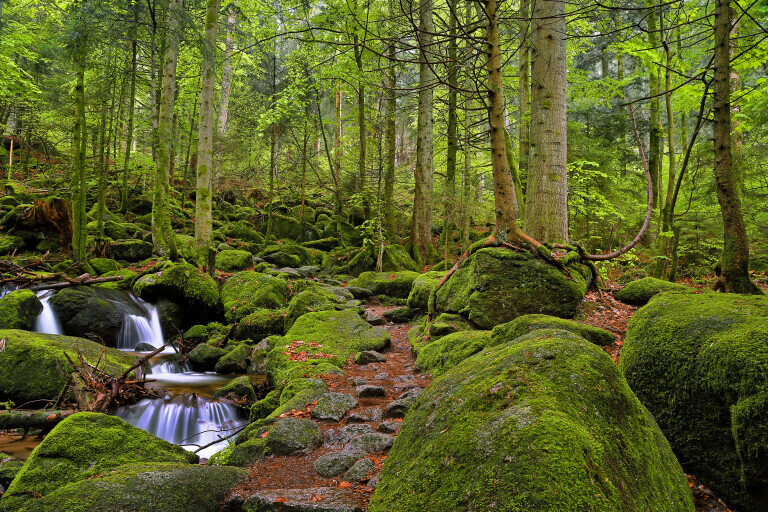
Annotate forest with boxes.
[0,0,767,510]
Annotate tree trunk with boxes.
[383,35,396,238]
[518,0,530,186]
[712,0,760,294]
[354,41,370,220]
[121,0,138,214]
[657,39,677,279]
[524,0,568,242]
[218,5,235,137]
[647,0,661,227]
[152,0,181,260]
[411,0,435,265]
[444,0,458,245]
[71,25,88,263]
[194,0,219,258]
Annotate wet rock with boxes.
[356,385,386,398]
[377,420,401,435]
[241,486,365,512]
[134,342,156,352]
[214,376,257,404]
[265,417,321,456]
[134,262,220,323]
[215,344,252,374]
[354,350,386,365]
[313,450,366,478]
[382,306,414,323]
[385,399,415,419]
[363,311,385,326]
[344,458,374,482]
[49,287,124,345]
[188,344,228,372]
[345,286,372,299]
[311,392,358,422]
[346,408,383,423]
[0,289,42,330]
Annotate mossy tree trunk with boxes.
[71,37,88,263]
[517,0,530,193]
[656,36,677,280]
[121,0,137,214]
[194,0,218,260]
[712,0,760,294]
[411,0,435,265]
[524,0,568,243]
[353,37,370,221]
[444,0,458,252]
[383,28,396,239]
[646,0,661,242]
[152,0,181,260]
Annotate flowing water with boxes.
[21,288,257,461]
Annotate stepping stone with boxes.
[356,385,386,398]
[364,311,385,326]
[346,408,383,423]
[311,393,358,422]
[377,420,402,435]
[346,433,395,454]
[374,372,389,380]
[349,377,368,386]
[385,399,415,419]
[344,458,375,482]
[345,286,372,299]
[313,450,366,477]
[325,424,375,446]
[354,350,387,365]
[239,487,365,512]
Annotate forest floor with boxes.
[226,288,739,512]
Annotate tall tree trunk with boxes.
[524,0,568,242]
[518,0,530,190]
[71,42,88,263]
[354,41,370,220]
[121,0,138,213]
[96,92,108,240]
[656,37,677,279]
[383,35,397,238]
[194,0,219,258]
[647,0,661,229]
[712,0,760,294]
[152,0,181,260]
[411,0,435,265]
[444,0,458,246]
[218,5,235,136]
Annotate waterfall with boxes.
[117,303,165,350]
[114,395,246,459]
[147,354,192,374]
[33,291,64,335]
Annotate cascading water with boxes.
[33,291,64,335]
[117,302,165,350]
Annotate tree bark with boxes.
[524,0,568,242]
[354,40,370,220]
[71,29,88,263]
[444,0,458,243]
[411,0,435,265]
[518,0,530,188]
[218,5,235,137]
[712,0,760,294]
[383,35,397,238]
[152,0,181,260]
[121,0,138,214]
[194,0,219,258]
[647,0,661,223]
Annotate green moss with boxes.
[134,262,220,310]
[490,314,615,347]
[283,287,341,331]
[19,462,247,512]
[261,242,317,266]
[414,330,491,376]
[0,235,25,254]
[88,257,120,275]
[214,375,256,402]
[370,330,694,512]
[109,240,153,261]
[407,271,446,311]
[94,269,137,290]
[279,378,327,406]
[380,244,420,272]
[220,271,288,323]
[214,343,252,374]
[614,277,691,306]
[250,389,282,421]
[234,308,285,340]
[620,291,768,511]
[215,249,253,272]
[0,330,134,403]
[266,309,390,387]
[351,271,420,299]
[321,247,374,276]
[1,413,197,510]
[0,289,42,330]
[188,344,228,371]
[434,248,589,329]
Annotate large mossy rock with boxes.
[614,277,691,306]
[407,271,446,311]
[620,291,768,512]
[234,308,285,340]
[351,271,420,299]
[0,289,42,330]
[266,309,390,386]
[0,413,198,511]
[321,247,374,276]
[0,330,134,403]
[20,462,248,512]
[134,262,220,317]
[434,247,589,329]
[490,314,615,347]
[49,287,126,345]
[215,249,253,272]
[283,286,343,331]
[369,329,694,512]
[109,240,153,261]
[261,242,317,267]
[379,244,420,272]
[414,330,491,377]
[220,271,288,322]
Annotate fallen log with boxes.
[0,410,75,430]
[28,275,123,291]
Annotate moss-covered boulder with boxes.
[0,413,197,511]
[134,262,220,323]
[614,277,691,306]
[321,247,374,276]
[88,257,120,275]
[109,240,153,261]
[414,330,491,376]
[262,242,317,267]
[215,249,253,272]
[234,308,285,340]
[0,289,42,330]
[188,344,229,372]
[310,392,358,421]
[266,309,390,387]
[250,389,281,421]
[407,271,446,311]
[490,314,615,347]
[215,343,252,374]
[369,329,694,512]
[283,287,343,331]
[220,271,288,323]
[620,291,768,511]
[434,247,590,329]
[48,287,125,345]
[380,244,420,272]
[19,462,247,512]
[0,235,25,255]
[94,269,137,290]
[351,271,420,299]
[228,221,264,244]
[0,453,24,489]
[214,376,257,403]
[0,330,134,403]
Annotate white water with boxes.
[33,291,64,335]
[117,303,165,350]
[114,395,246,459]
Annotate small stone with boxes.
[364,311,385,326]
[367,475,379,489]
[347,433,395,454]
[350,377,368,386]
[242,486,365,512]
[374,372,389,380]
[354,350,387,365]
[397,387,423,400]
[357,385,386,398]
[346,408,384,423]
[313,450,366,477]
[311,392,358,422]
[344,457,375,482]
[385,399,415,419]
[377,420,402,435]
[325,424,376,446]
[134,342,156,352]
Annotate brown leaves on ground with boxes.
[283,340,334,362]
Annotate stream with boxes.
[3,287,256,461]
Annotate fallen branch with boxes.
[28,275,123,291]
[0,410,75,431]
